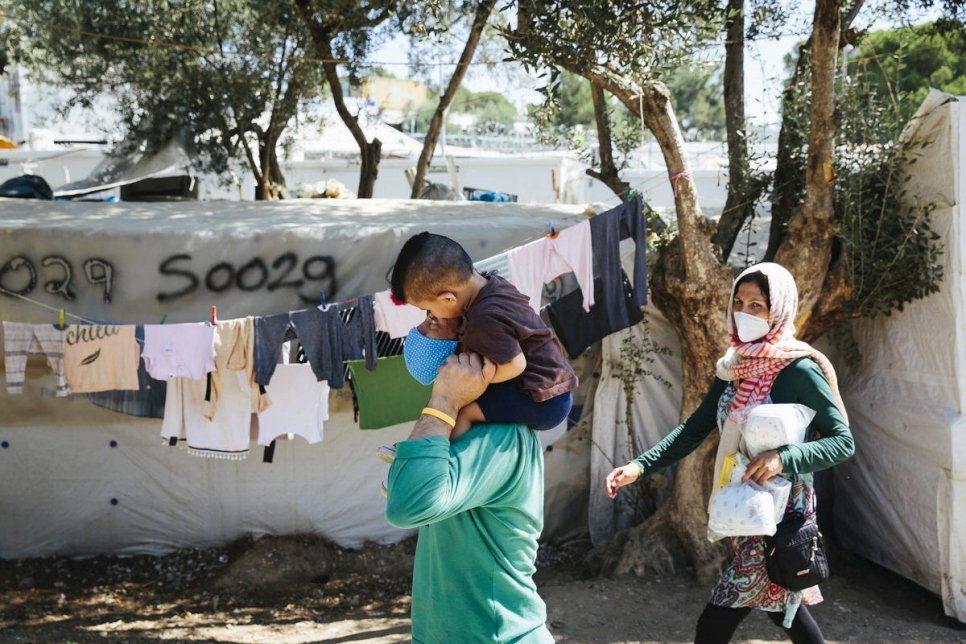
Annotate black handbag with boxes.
[763,512,830,591]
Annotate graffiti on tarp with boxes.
[157,252,337,304]
[0,255,114,303]
[0,252,337,306]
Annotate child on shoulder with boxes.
[379,231,577,463]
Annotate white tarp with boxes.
[834,90,966,622]
[53,138,193,197]
[0,197,594,558]
[588,306,684,545]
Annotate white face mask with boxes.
[734,311,770,342]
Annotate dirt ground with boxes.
[1,534,964,644]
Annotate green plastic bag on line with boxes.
[346,354,432,429]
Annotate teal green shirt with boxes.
[632,358,854,478]
[385,424,553,644]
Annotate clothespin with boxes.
[210,305,217,324]
[58,308,65,330]
[319,291,327,308]
[159,313,167,325]
[547,221,559,239]
[626,187,636,203]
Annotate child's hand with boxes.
[604,464,641,499]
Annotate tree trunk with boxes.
[255,135,287,200]
[296,0,382,198]
[569,69,733,582]
[410,0,496,198]
[766,0,865,260]
[585,80,630,198]
[712,0,761,262]
[519,1,862,586]
[773,0,841,329]
[359,137,383,200]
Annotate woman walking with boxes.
[605,263,854,644]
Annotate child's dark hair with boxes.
[734,271,770,308]
[390,232,475,303]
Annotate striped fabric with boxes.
[716,263,847,424]
[2,321,70,396]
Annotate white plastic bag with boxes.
[761,475,792,524]
[708,481,779,537]
[743,403,816,457]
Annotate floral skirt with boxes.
[709,533,823,611]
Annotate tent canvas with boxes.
[0,197,598,558]
[834,90,966,622]
[53,138,194,198]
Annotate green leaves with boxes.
[833,69,944,318]
[6,0,332,193]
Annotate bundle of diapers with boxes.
[743,403,816,457]
[708,481,777,537]
[708,451,793,539]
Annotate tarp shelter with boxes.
[834,90,966,622]
[53,138,193,198]
[0,197,602,558]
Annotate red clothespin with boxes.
[210,305,217,324]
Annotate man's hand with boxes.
[741,449,783,485]
[604,464,641,499]
[429,352,495,414]
[407,352,495,441]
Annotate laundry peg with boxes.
[210,305,217,324]
[58,308,65,330]
[547,221,559,238]
[159,313,167,325]
[319,291,327,307]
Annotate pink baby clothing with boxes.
[256,363,329,445]
[507,219,595,313]
[373,289,427,338]
[2,321,70,396]
[142,323,216,380]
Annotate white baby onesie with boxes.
[256,363,329,445]
[507,219,595,313]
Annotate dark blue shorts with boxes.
[475,381,573,431]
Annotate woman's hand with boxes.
[741,449,783,485]
[605,464,641,499]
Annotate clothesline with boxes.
[2,197,648,463]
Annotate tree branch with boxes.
[774,0,842,326]
[587,80,630,198]
[712,0,763,262]
[410,0,497,198]
[295,0,382,197]
[766,0,865,260]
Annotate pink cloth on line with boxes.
[142,323,216,380]
[507,219,595,313]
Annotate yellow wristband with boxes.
[421,407,457,428]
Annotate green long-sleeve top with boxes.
[632,357,854,478]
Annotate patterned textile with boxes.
[715,263,847,424]
[2,322,69,396]
[709,386,823,612]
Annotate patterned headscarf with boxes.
[715,263,848,423]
